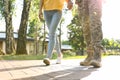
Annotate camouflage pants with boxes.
[77,0,103,61]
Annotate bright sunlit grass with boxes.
[0,54,108,60]
[63,55,85,60]
[0,54,85,60]
[0,54,46,60]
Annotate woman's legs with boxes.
[44,10,62,60]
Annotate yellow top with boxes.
[43,0,67,11]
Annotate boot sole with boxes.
[80,62,91,66]
[90,61,101,68]
[43,59,50,66]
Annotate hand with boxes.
[39,11,45,22]
[67,0,73,10]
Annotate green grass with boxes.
[63,55,85,59]
[0,54,107,60]
[0,54,86,60]
[0,54,45,60]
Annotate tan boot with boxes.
[90,60,101,68]
[80,59,92,66]
[90,46,102,68]
[80,47,94,66]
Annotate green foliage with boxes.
[62,40,70,45]
[28,0,43,38]
[71,4,78,16]
[103,38,120,49]
[10,0,16,14]
[29,0,40,23]
[0,0,15,17]
[67,14,86,54]
[28,20,38,37]
[63,50,76,56]
[0,0,4,16]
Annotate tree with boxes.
[16,0,31,55]
[102,38,120,54]
[28,0,46,54]
[67,14,86,55]
[28,0,41,37]
[2,0,15,54]
[0,1,4,17]
[102,38,110,49]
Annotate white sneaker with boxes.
[43,58,50,65]
[56,54,63,64]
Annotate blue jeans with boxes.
[44,10,62,58]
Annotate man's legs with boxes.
[79,0,103,68]
[78,0,94,66]
[89,0,103,68]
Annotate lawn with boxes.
[0,54,86,60]
[0,53,108,60]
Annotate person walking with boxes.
[39,0,73,65]
[75,0,104,68]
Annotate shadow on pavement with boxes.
[0,65,46,72]
[13,66,98,80]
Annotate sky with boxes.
[102,0,120,39]
[0,0,120,40]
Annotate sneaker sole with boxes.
[43,59,50,66]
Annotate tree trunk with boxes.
[3,0,15,54]
[16,0,31,55]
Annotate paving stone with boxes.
[0,56,120,80]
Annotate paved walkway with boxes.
[0,56,120,80]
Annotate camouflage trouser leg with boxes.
[78,0,94,66]
[78,0,103,67]
[88,0,103,68]
[80,19,95,66]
